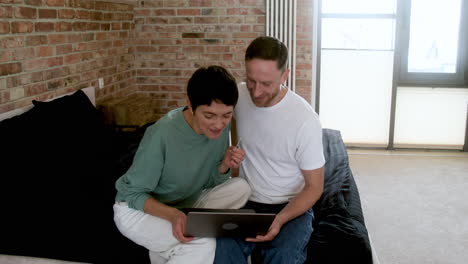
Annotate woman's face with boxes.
[192,101,234,139]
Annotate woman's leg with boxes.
[113,202,215,264]
[194,177,253,263]
[193,177,251,209]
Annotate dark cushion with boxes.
[0,90,148,263]
[307,129,372,263]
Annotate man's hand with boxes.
[245,167,324,243]
[169,209,194,243]
[245,217,283,242]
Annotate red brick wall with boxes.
[295,0,314,102]
[0,0,136,114]
[0,0,315,118]
[133,0,266,119]
[133,0,314,119]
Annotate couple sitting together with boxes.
[113,36,325,264]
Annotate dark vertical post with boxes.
[464,104,468,152]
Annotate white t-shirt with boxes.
[235,82,325,204]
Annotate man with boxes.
[215,36,325,263]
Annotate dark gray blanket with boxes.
[307,129,373,263]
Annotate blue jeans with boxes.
[214,201,314,264]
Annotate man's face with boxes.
[245,58,289,107]
[192,101,234,139]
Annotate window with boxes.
[316,0,468,150]
[317,0,397,146]
[321,0,397,51]
[397,0,468,86]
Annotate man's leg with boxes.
[214,237,256,264]
[260,208,314,264]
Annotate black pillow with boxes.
[0,90,150,263]
[0,102,46,204]
[0,90,114,261]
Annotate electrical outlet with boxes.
[98,78,104,89]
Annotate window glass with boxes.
[394,87,468,149]
[408,0,462,73]
[322,0,396,14]
[322,18,395,50]
[320,50,394,146]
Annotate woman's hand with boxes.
[220,146,246,173]
[169,209,194,243]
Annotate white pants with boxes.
[113,177,251,264]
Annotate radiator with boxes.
[266,0,297,91]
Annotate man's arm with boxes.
[246,166,324,242]
[277,166,324,224]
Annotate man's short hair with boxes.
[187,65,238,111]
[245,36,288,71]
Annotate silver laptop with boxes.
[182,208,276,238]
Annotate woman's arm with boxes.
[220,118,244,176]
[143,197,194,243]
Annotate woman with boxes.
[113,66,251,263]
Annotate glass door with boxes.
[317,0,397,147]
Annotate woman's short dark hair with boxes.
[187,65,238,112]
[245,36,288,71]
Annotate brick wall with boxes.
[0,0,136,114]
[133,0,314,119]
[0,0,315,118]
[295,0,314,103]
[133,0,266,120]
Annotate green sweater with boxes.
[115,107,231,211]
